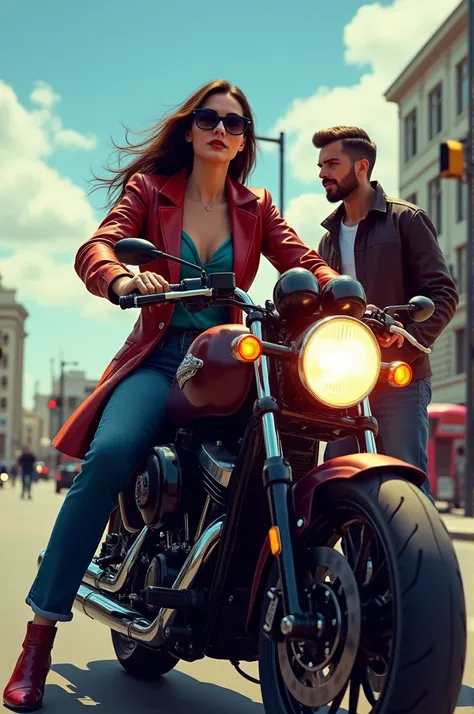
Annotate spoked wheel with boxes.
[106,510,179,681]
[258,475,466,714]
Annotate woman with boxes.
[3,79,338,712]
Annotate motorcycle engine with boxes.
[135,445,182,531]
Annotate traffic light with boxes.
[48,397,62,410]
[439,139,465,179]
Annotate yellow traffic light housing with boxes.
[440,140,465,179]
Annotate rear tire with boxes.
[258,475,466,714]
[108,509,179,681]
[111,630,178,681]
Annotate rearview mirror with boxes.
[114,238,158,266]
[408,296,435,323]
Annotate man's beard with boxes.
[324,165,359,203]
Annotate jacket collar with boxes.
[156,168,259,290]
[321,181,387,233]
[159,168,259,207]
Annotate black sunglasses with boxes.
[192,108,251,136]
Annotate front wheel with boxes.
[258,475,466,714]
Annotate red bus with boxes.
[427,403,466,506]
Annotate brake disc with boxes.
[278,546,361,709]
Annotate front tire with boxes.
[258,475,466,714]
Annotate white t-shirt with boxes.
[338,221,358,278]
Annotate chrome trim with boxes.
[360,398,377,454]
[195,495,211,541]
[234,288,281,460]
[82,526,149,594]
[390,325,431,354]
[198,442,235,487]
[176,353,204,389]
[298,316,381,409]
[165,287,213,301]
[68,517,224,646]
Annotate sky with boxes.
[0,0,461,406]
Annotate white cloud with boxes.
[285,193,331,249]
[0,249,137,327]
[0,80,112,318]
[30,81,60,111]
[276,0,460,224]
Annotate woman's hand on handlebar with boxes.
[113,272,170,298]
[366,304,404,348]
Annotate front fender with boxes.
[246,452,425,638]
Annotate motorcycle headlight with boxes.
[298,316,381,408]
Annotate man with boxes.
[313,125,458,477]
[18,446,36,500]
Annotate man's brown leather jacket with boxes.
[318,182,459,380]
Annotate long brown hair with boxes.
[90,79,257,210]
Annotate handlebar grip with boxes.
[119,285,180,310]
[119,294,138,310]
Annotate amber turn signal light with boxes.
[231,334,263,363]
[268,526,282,556]
[387,361,412,388]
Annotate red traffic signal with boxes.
[48,399,58,410]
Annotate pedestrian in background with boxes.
[18,447,36,500]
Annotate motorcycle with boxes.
[39,237,466,713]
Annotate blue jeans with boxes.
[325,377,432,493]
[26,328,199,622]
[21,471,33,497]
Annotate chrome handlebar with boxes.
[119,287,430,355]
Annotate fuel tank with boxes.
[168,324,254,424]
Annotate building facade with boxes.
[385,0,467,405]
[0,276,28,463]
[34,369,97,454]
[21,410,44,457]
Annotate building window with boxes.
[456,179,468,222]
[428,84,443,139]
[2,354,7,368]
[428,177,442,233]
[456,244,466,294]
[455,328,466,374]
[0,398,7,410]
[404,192,418,205]
[1,333,8,346]
[0,376,7,389]
[456,57,469,115]
[404,110,417,161]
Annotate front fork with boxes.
[250,315,321,639]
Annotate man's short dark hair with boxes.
[312,125,377,179]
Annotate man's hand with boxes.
[367,304,404,348]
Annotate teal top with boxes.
[169,231,233,330]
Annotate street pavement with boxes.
[0,480,473,714]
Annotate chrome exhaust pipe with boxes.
[39,517,224,646]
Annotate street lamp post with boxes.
[465,0,474,517]
[59,359,79,429]
[256,132,285,216]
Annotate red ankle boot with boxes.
[3,622,57,712]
